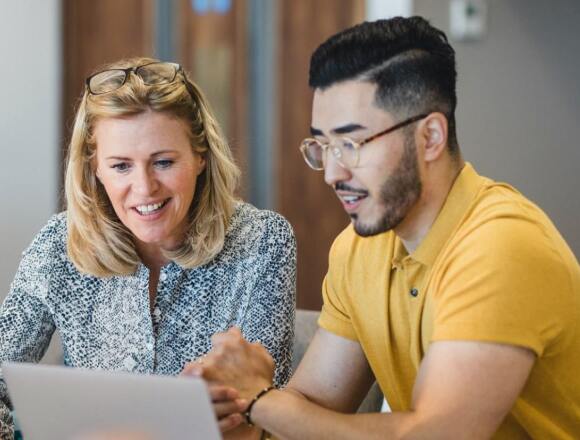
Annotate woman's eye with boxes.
[111,162,130,173]
[154,159,174,169]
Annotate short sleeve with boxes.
[318,231,358,341]
[430,213,572,357]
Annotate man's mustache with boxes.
[334,182,369,196]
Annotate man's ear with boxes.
[419,112,448,163]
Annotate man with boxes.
[187,16,580,438]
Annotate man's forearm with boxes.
[252,389,418,440]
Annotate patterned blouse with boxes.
[0,202,296,439]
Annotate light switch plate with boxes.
[450,0,488,41]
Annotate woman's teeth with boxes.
[135,200,168,215]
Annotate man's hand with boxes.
[208,384,248,432]
[181,328,274,438]
[180,360,247,433]
[183,327,275,400]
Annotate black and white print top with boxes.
[0,202,296,439]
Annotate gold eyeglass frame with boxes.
[299,113,429,170]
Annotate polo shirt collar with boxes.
[407,162,485,266]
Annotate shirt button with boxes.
[124,357,136,370]
[159,272,168,282]
[409,288,419,297]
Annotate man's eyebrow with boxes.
[310,124,367,137]
[310,127,324,136]
[332,123,367,135]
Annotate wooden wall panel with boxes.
[277,0,365,310]
[62,0,154,202]
[177,0,249,198]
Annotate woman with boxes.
[0,58,296,439]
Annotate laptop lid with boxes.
[2,362,221,440]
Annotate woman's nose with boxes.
[132,167,159,195]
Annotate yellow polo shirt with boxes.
[319,163,580,438]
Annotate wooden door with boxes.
[277,0,365,310]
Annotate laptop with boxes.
[2,362,221,440]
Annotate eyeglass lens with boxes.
[88,63,178,95]
[302,138,357,169]
[302,140,325,169]
[88,70,127,95]
[136,63,177,85]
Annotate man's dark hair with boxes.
[309,16,459,154]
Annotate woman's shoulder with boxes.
[228,202,295,243]
[214,202,295,264]
[13,213,71,299]
[23,212,68,258]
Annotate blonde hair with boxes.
[65,57,240,276]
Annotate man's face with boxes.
[311,80,422,236]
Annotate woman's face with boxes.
[94,110,206,254]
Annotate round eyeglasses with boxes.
[85,62,183,95]
[299,113,429,170]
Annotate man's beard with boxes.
[353,135,422,237]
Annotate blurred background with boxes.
[1,0,579,318]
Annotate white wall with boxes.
[366,0,413,20]
[415,0,580,257]
[0,0,60,301]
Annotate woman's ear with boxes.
[196,153,207,176]
[420,112,448,163]
[90,155,101,182]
